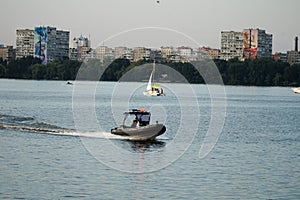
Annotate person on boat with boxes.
[131,119,139,128]
[160,87,163,94]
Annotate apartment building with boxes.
[177,46,193,62]
[220,28,272,61]
[287,51,300,65]
[95,46,114,61]
[220,31,244,61]
[243,28,272,59]
[114,47,133,60]
[199,47,220,59]
[34,26,69,64]
[16,29,34,59]
[132,47,151,62]
[160,46,175,60]
[56,30,70,60]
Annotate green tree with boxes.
[273,73,283,86]
[101,58,131,81]
[31,64,46,80]
[0,64,6,78]
[284,64,300,85]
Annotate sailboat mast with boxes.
[152,60,155,84]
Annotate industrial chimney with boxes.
[295,36,298,52]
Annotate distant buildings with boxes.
[243,28,272,59]
[94,46,115,61]
[287,50,300,65]
[220,31,244,61]
[0,45,15,63]
[70,35,90,49]
[287,36,300,65]
[15,26,70,64]
[204,47,220,60]
[160,47,174,60]
[16,29,34,59]
[69,35,91,61]
[220,28,273,61]
[273,52,287,63]
[0,25,293,65]
[34,26,70,64]
[114,47,132,60]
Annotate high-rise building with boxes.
[220,28,272,61]
[16,29,34,59]
[56,30,70,60]
[34,26,70,64]
[220,31,244,61]
[243,28,272,59]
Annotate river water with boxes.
[0,79,299,199]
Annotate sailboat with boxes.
[143,61,165,96]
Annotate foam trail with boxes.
[0,123,123,139]
[47,131,170,141]
[40,130,127,140]
[156,135,169,140]
[0,120,168,141]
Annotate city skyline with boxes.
[1,0,299,52]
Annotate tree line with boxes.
[0,56,299,86]
[0,57,81,80]
[214,58,300,86]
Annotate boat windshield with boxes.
[123,109,151,127]
[136,113,150,126]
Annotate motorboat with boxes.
[143,61,165,96]
[292,87,300,94]
[111,109,166,141]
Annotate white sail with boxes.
[146,61,155,91]
[146,71,153,91]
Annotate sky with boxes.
[1,0,300,52]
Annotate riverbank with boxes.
[0,56,299,86]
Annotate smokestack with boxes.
[295,36,298,52]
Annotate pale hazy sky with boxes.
[1,0,299,52]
